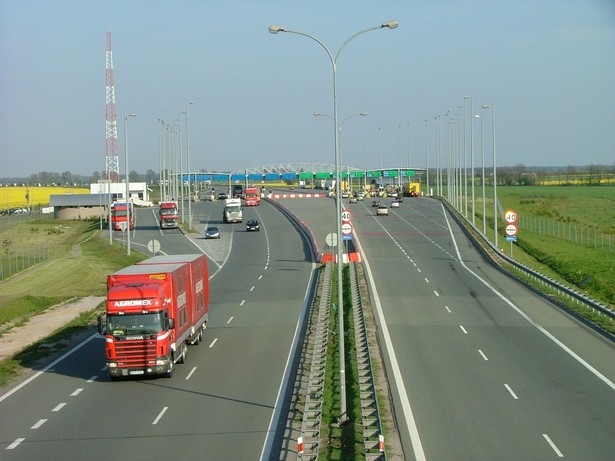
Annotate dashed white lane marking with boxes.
[459,325,468,334]
[542,433,564,457]
[70,388,83,397]
[505,384,519,400]
[52,403,66,412]
[227,316,234,324]
[87,376,98,383]
[444,305,452,313]
[250,286,255,292]
[185,367,197,380]
[209,338,218,348]
[434,291,440,297]
[240,299,246,306]
[7,438,25,450]
[31,419,47,429]
[478,350,489,361]
[152,406,168,425]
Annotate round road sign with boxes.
[505,224,518,236]
[341,210,353,222]
[341,222,353,235]
[504,209,518,224]
[147,239,161,253]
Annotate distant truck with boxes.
[111,201,134,231]
[232,184,244,199]
[244,187,260,206]
[223,198,243,223]
[403,182,420,197]
[158,201,179,229]
[99,254,209,379]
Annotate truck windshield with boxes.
[160,209,177,216]
[107,312,164,335]
[113,210,127,217]
[226,206,240,212]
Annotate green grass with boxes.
[0,219,146,386]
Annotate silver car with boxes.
[205,226,221,239]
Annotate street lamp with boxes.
[269,20,398,424]
[124,112,136,256]
[465,95,474,225]
[482,104,497,248]
[475,114,486,235]
[185,102,195,231]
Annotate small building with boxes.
[90,181,150,203]
[49,194,109,220]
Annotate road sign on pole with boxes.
[505,224,518,236]
[504,209,518,224]
[341,210,352,222]
[341,222,352,235]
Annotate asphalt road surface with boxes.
[0,199,316,461]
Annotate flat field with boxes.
[1,186,90,209]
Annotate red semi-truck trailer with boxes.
[244,187,260,206]
[99,254,209,379]
[158,201,179,229]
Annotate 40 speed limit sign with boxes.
[504,209,518,224]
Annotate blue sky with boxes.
[1,0,614,178]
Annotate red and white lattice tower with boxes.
[105,32,120,183]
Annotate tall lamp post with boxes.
[475,114,486,235]
[464,95,474,225]
[482,104,497,248]
[185,101,195,230]
[269,20,398,423]
[124,112,136,256]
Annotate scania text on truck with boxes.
[158,201,179,229]
[223,198,243,223]
[111,201,134,231]
[99,254,209,379]
[244,187,260,206]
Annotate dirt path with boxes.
[0,296,104,361]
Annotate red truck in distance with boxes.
[111,201,134,231]
[99,254,209,379]
[159,201,179,229]
[244,187,260,206]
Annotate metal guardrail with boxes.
[443,200,615,329]
[349,262,386,460]
[298,262,333,460]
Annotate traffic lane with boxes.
[443,206,615,385]
[354,205,615,460]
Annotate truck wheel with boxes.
[178,342,187,364]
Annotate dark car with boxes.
[217,192,227,200]
[246,220,260,232]
[205,226,221,239]
[371,200,380,207]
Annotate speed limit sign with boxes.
[341,210,353,223]
[504,209,518,224]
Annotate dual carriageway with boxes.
[1,193,614,460]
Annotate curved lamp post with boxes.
[124,112,136,255]
[269,20,398,423]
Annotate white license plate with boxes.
[129,370,145,375]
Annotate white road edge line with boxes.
[0,333,98,403]
[352,230,427,461]
[442,203,615,392]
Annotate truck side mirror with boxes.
[167,318,175,330]
[97,316,106,335]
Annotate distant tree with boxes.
[565,165,577,185]
[29,173,40,185]
[146,169,157,184]
[514,163,526,185]
[587,164,603,186]
[38,171,52,185]
[129,170,140,182]
[61,171,73,185]
[91,171,101,183]
[52,172,61,185]
[535,168,548,186]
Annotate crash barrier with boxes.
[349,262,387,460]
[297,262,333,460]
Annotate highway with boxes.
[0,199,316,460]
[346,195,615,460]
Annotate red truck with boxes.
[99,254,209,379]
[159,201,179,229]
[111,201,134,231]
[244,187,260,206]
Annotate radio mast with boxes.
[105,32,120,182]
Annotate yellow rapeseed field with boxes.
[0,186,90,209]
